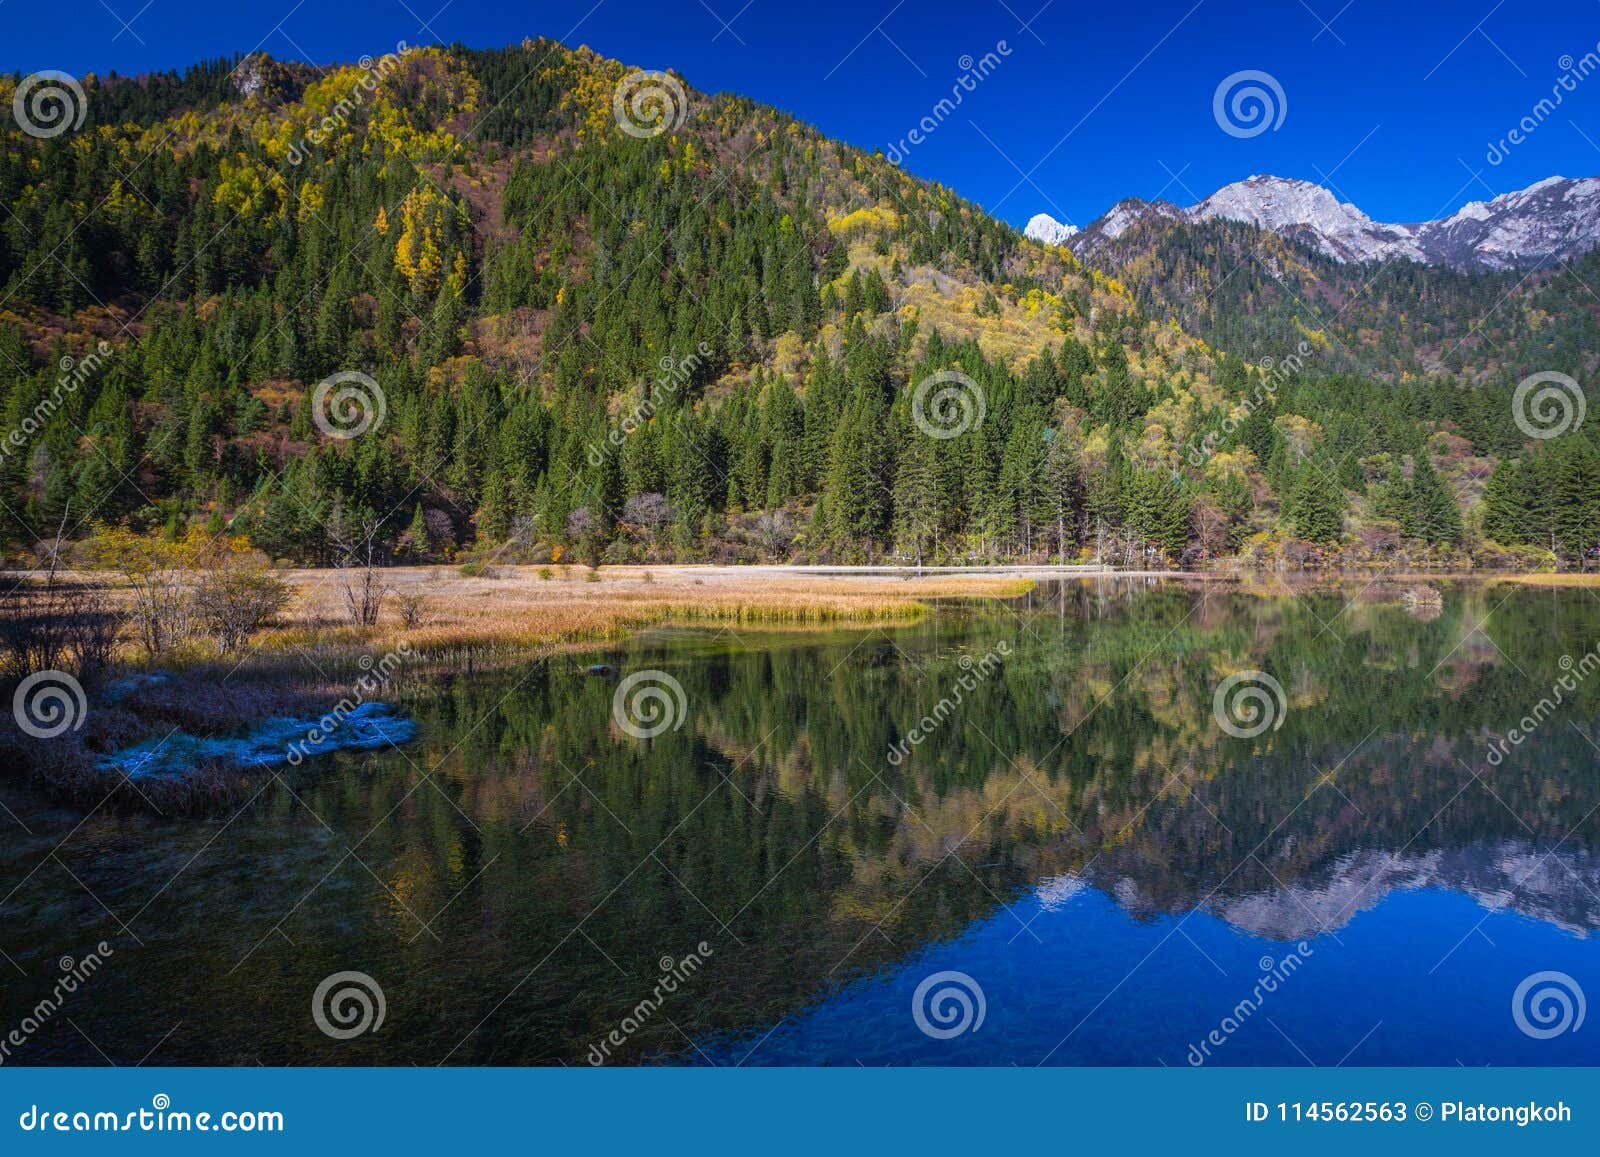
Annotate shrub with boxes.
[192,566,293,653]
[395,591,429,628]
[0,581,121,681]
[80,527,195,654]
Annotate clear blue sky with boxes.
[5,0,1600,229]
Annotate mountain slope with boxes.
[1060,206,1600,385]
[0,40,1213,568]
[2,42,1596,572]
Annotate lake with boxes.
[3,578,1598,1066]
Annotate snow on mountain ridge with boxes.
[1049,174,1600,269]
[1440,176,1600,269]
[1022,212,1080,246]
[1189,175,1427,263]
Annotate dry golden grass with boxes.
[272,565,1036,657]
[1489,573,1600,588]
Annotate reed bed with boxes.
[3,566,1034,813]
[1489,573,1600,588]
[271,567,1035,657]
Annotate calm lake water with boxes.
[4,578,1599,1066]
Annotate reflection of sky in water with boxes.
[704,881,1600,1066]
[5,580,1600,1065]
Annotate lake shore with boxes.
[265,564,1045,657]
[2,565,1043,807]
[0,564,1575,812]
[3,563,1579,667]
[269,566,1589,658]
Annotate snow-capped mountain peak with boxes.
[1044,174,1600,270]
[1023,212,1080,246]
[1423,175,1600,268]
[1188,175,1426,263]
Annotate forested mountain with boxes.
[1067,208,1600,388]
[0,39,1596,569]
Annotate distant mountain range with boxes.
[1022,174,1600,383]
[1027,174,1600,270]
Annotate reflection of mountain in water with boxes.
[11,578,1600,1065]
[1055,842,1600,938]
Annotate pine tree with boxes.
[1553,439,1600,563]
[892,419,941,567]
[1087,427,1129,534]
[407,504,431,560]
[1408,455,1461,545]
[478,468,511,543]
[1480,460,1520,545]
[1042,425,1083,564]
[1290,466,1345,545]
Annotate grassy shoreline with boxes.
[1,566,1039,811]
[0,564,1581,814]
[1487,573,1600,588]
[270,565,1039,657]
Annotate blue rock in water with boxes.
[97,702,418,781]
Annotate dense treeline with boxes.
[0,40,1592,570]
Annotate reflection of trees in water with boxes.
[372,580,1600,1058]
[993,582,1600,931]
[5,581,1597,1065]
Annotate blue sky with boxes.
[5,0,1600,229]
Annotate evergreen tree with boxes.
[407,504,432,560]
[1408,455,1461,545]
[1041,425,1083,564]
[1290,465,1345,545]
[892,420,940,567]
